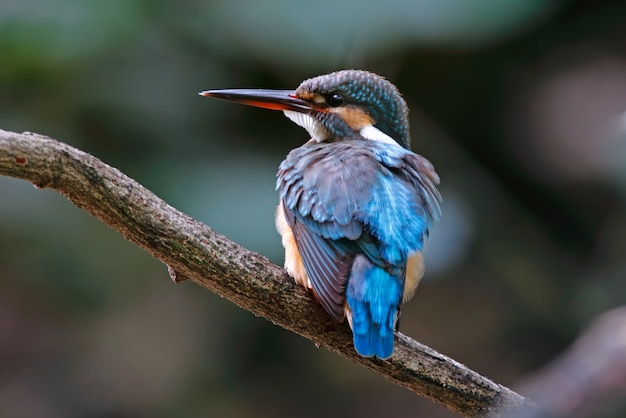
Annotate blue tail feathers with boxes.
[347,255,403,359]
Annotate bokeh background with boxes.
[2,0,626,417]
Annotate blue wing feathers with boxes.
[277,139,440,358]
[290,213,352,320]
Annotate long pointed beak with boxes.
[199,89,313,112]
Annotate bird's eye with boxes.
[326,93,344,107]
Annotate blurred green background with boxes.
[2,0,626,417]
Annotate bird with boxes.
[200,70,441,359]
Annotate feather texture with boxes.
[276,138,440,357]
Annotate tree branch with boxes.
[0,128,534,417]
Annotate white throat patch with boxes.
[283,110,328,142]
[359,125,400,146]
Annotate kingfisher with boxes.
[200,70,441,359]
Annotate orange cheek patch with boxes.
[334,106,374,130]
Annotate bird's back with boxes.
[276,139,439,358]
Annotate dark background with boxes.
[1,1,626,417]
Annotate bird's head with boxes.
[200,70,411,149]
